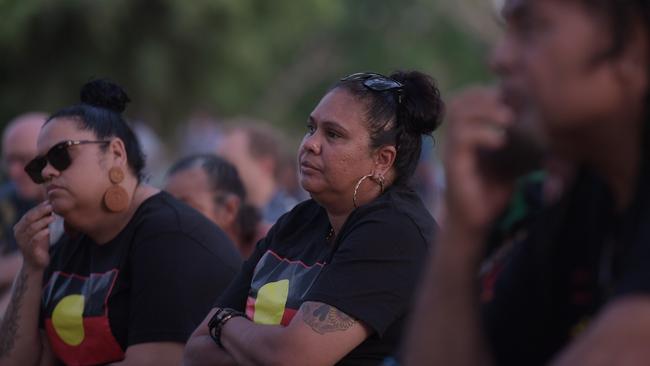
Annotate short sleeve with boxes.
[127,232,238,346]
[216,238,270,311]
[303,210,429,337]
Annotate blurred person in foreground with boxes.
[165,154,262,258]
[216,120,299,227]
[183,70,442,366]
[405,0,650,365]
[0,113,47,317]
[0,80,241,366]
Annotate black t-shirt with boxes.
[41,191,242,366]
[482,169,650,365]
[218,186,437,365]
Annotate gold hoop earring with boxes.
[353,174,385,209]
[353,174,371,209]
[375,175,385,194]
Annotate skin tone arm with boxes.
[551,296,650,366]
[0,202,56,366]
[403,88,514,366]
[0,252,22,291]
[184,301,370,366]
[108,343,184,366]
[0,253,23,317]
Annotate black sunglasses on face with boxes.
[24,140,110,184]
[340,72,404,103]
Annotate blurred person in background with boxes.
[165,154,262,258]
[0,112,47,318]
[277,148,310,204]
[177,111,224,158]
[0,80,241,366]
[216,119,299,227]
[132,121,169,188]
[184,70,442,365]
[405,0,650,365]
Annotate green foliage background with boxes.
[0,0,495,146]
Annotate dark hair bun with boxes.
[80,79,131,113]
[390,70,444,135]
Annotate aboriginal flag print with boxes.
[42,269,124,366]
[246,250,325,326]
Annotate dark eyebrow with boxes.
[308,115,349,134]
[321,120,348,134]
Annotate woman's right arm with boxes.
[0,202,56,366]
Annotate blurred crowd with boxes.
[1,0,649,365]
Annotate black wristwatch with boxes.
[208,307,247,349]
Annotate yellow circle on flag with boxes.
[52,294,85,346]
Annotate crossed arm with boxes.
[184,301,370,366]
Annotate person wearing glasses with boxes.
[0,79,242,366]
[165,154,262,258]
[183,70,442,366]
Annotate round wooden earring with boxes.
[104,167,129,212]
[104,186,129,212]
[109,167,125,184]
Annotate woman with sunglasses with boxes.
[183,70,442,366]
[0,80,242,366]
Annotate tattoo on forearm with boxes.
[0,268,28,358]
[301,302,355,335]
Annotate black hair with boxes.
[580,0,650,151]
[46,79,146,181]
[334,70,444,186]
[581,0,650,194]
[581,1,650,60]
[168,154,261,248]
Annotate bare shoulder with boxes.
[553,296,650,366]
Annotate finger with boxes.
[23,201,54,223]
[449,106,514,132]
[31,228,51,266]
[448,88,514,128]
[447,119,508,153]
[32,227,50,245]
[24,215,55,238]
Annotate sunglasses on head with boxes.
[24,140,110,184]
[340,72,404,103]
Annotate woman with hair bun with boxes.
[184,70,443,365]
[0,80,242,366]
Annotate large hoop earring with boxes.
[353,174,385,209]
[353,174,371,209]
[375,175,385,194]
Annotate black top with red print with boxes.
[40,192,242,366]
[218,185,437,365]
[482,169,650,366]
